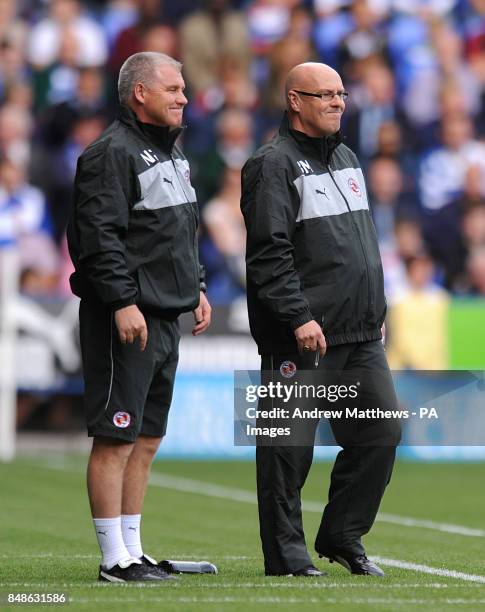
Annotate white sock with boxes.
[121,514,143,559]
[93,517,132,569]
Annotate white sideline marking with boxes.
[150,472,257,504]
[70,597,319,604]
[0,554,98,559]
[375,513,485,538]
[149,472,485,538]
[36,461,485,539]
[373,557,485,584]
[0,554,251,561]
[1,582,481,590]
[67,597,485,605]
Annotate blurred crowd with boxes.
[1,0,485,310]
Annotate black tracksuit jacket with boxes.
[241,114,386,354]
[68,106,204,318]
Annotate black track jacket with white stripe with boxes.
[241,113,386,354]
[68,106,204,318]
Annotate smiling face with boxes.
[133,63,187,127]
[286,63,346,137]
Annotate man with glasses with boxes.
[241,63,400,577]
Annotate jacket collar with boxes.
[279,112,342,163]
[118,105,184,152]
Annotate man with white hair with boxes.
[68,52,211,582]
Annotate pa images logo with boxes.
[280,361,297,378]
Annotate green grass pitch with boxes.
[1,457,485,611]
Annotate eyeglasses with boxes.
[293,89,349,102]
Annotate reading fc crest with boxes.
[280,361,297,378]
[113,411,131,428]
[348,177,362,197]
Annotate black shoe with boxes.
[139,554,178,580]
[292,565,327,577]
[98,557,174,582]
[317,550,384,576]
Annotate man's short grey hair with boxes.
[118,52,182,105]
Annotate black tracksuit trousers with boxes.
[256,340,401,575]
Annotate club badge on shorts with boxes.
[113,411,131,428]
[280,361,297,378]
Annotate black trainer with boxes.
[98,557,174,582]
[139,554,178,580]
[317,550,385,576]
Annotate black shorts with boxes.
[79,299,180,442]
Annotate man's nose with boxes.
[330,100,344,113]
[178,92,188,106]
[331,94,345,108]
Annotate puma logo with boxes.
[97,530,108,536]
[128,526,137,531]
[163,177,175,189]
[316,188,329,199]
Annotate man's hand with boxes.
[294,320,326,357]
[192,291,212,336]
[114,304,148,351]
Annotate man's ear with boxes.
[133,82,145,105]
[287,91,299,113]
